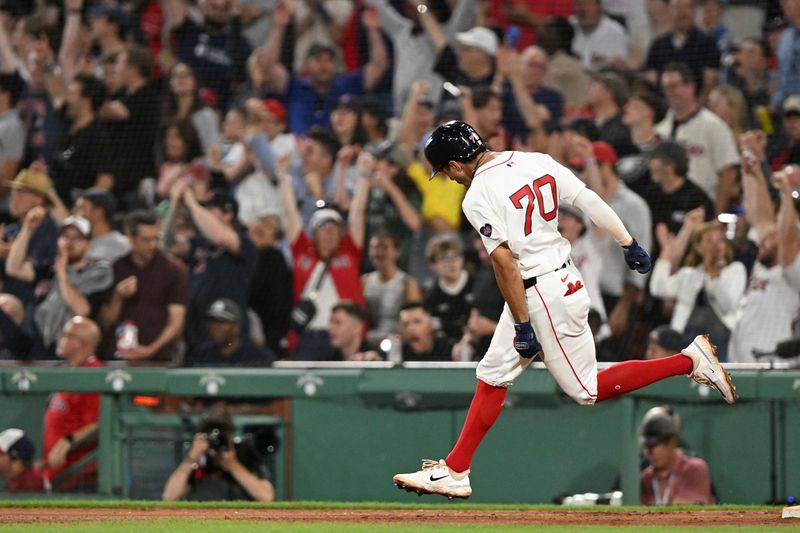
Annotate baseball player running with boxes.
[393,121,736,499]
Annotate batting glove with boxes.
[622,239,652,274]
[514,322,541,358]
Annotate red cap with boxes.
[262,99,287,124]
[592,141,618,165]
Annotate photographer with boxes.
[162,410,274,501]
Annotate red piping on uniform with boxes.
[474,152,514,178]
[534,285,597,399]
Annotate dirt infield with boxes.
[0,507,792,526]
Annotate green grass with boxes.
[0,522,793,533]
[0,499,781,512]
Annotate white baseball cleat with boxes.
[682,335,737,404]
[393,459,472,499]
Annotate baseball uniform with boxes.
[462,151,606,403]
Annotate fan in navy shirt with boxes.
[185,299,275,367]
[256,4,389,135]
[162,186,256,348]
[644,0,720,92]
[164,0,251,109]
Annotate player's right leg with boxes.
[393,306,521,499]
[527,265,599,405]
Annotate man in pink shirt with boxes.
[639,407,715,505]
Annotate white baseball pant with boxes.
[476,262,598,405]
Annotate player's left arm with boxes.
[572,188,651,273]
[572,188,633,246]
[489,243,528,323]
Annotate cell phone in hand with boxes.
[505,25,520,48]
[443,81,462,98]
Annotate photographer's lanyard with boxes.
[652,473,675,506]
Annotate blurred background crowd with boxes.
[0,0,799,369]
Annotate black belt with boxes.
[523,261,570,290]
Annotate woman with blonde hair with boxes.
[708,85,750,144]
[650,208,747,361]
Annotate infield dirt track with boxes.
[0,507,793,526]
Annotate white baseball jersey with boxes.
[727,262,800,362]
[462,151,586,279]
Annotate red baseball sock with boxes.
[596,354,693,403]
[445,380,507,473]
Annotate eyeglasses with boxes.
[436,253,462,263]
[58,234,88,242]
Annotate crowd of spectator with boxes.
[0,0,799,368]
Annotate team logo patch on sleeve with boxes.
[480,223,493,237]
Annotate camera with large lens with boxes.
[206,428,230,452]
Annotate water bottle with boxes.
[381,335,403,365]
[115,321,139,357]
[459,340,475,362]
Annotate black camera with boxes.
[206,428,230,452]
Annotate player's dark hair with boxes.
[124,45,154,79]
[124,210,159,236]
[538,17,574,55]
[425,233,464,263]
[307,126,342,163]
[662,62,696,91]
[332,300,366,321]
[74,75,107,112]
[630,85,668,124]
[164,62,204,117]
[471,87,501,110]
[369,231,399,249]
[0,71,24,107]
[197,407,235,434]
[740,37,769,59]
[161,118,204,163]
[399,301,428,315]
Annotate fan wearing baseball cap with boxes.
[184,298,276,367]
[276,147,370,358]
[256,4,388,135]
[6,210,114,357]
[236,97,299,225]
[429,26,498,99]
[0,428,43,492]
[162,181,257,349]
[639,407,715,505]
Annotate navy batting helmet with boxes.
[424,121,486,179]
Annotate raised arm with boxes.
[58,0,85,81]
[0,10,18,72]
[257,1,291,94]
[775,167,800,267]
[416,0,447,53]
[5,209,44,283]
[361,7,389,91]
[348,169,370,250]
[183,188,241,254]
[444,0,479,34]
[161,0,191,31]
[363,0,409,37]
[740,133,775,238]
[503,49,549,129]
[397,80,430,149]
[666,206,705,274]
[276,159,303,243]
